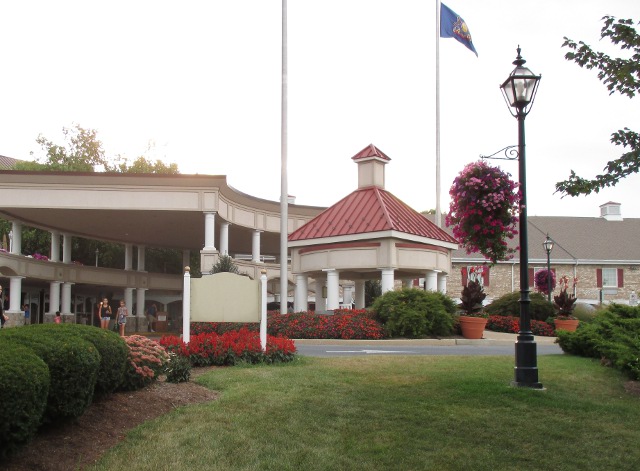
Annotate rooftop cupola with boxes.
[351,144,391,189]
[600,201,623,221]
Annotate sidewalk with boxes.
[294,331,558,347]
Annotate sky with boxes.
[1,0,639,218]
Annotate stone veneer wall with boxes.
[450,262,640,305]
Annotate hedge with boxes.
[49,324,128,395]
[0,325,100,422]
[0,341,49,459]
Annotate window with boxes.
[597,268,624,288]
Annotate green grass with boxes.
[89,355,640,471]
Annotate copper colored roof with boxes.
[351,144,391,162]
[289,186,457,243]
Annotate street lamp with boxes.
[543,234,554,303]
[500,46,542,389]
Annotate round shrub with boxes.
[165,352,192,383]
[372,288,456,338]
[0,325,100,423]
[0,341,50,459]
[119,335,169,391]
[484,291,555,321]
[51,324,128,395]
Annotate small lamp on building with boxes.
[542,234,554,302]
[95,248,99,267]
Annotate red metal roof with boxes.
[288,186,457,243]
[351,144,391,162]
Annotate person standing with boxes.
[117,300,129,337]
[98,298,112,330]
[23,304,30,325]
[147,302,157,332]
[54,311,62,324]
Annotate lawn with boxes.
[89,355,640,471]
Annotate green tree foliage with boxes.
[556,16,640,196]
[114,156,179,174]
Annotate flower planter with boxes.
[459,315,488,339]
[554,318,579,332]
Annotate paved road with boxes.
[296,343,564,357]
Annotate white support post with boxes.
[294,274,308,312]
[204,212,217,250]
[437,273,448,294]
[260,270,268,351]
[314,278,326,312]
[354,280,365,309]
[124,288,134,314]
[183,267,191,344]
[62,233,71,264]
[136,288,146,317]
[220,222,230,255]
[61,282,73,315]
[9,276,24,312]
[380,268,395,293]
[50,231,60,262]
[425,271,438,291]
[252,230,262,263]
[137,246,146,271]
[325,269,340,311]
[49,281,61,314]
[10,221,22,254]
[124,244,133,271]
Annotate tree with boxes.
[114,156,179,174]
[555,17,640,197]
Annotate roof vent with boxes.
[600,202,623,221]
[351,144,391,189]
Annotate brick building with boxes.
[437,202,640,305]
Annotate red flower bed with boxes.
[190,309,385,340]
[159,328,296,366]
[486,315,555,337]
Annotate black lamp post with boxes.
[500,46,542,389]
[543,234,554,303]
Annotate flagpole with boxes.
[435,0,442,228]
[280,0,289,315]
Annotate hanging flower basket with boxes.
[534,269,556,295]
[446,160,521,264]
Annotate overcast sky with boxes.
[1,1,639,218]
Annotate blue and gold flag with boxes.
[440,3,478,56]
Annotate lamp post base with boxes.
[512,337,544,389]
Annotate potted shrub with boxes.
[553,275,579,332]
[458,279,488,339]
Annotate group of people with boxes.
[98,298,129,336]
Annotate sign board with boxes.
[190,272,261,323]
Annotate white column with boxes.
[50,231,61,262]
[314,278,326,312]
[124,243,133,270]
[9,276,24,312]
[325,269,340,311]
[437,273,448,294]
[294,274,308,312]
[183,267,191,343]
[136,288,147,317]
[204,212,217,250]
[49,281,61,314]
[381,268,395,293]
[354,280,366,309]
[137,245,146,271]
[124,287,134,313]
[425,271,438,291]
[62,233,71,264]
[61,282,73,315]
[220,222,230,255]
[252,230,262,263]
[183,250,190,268]
[342,283,354,307]
[10,221,22,254]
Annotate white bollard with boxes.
[260,269,267,351]
[183,267,191,344]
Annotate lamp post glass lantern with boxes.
[500,46,543,389]
[543,234,554,302]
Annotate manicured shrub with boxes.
[0,325,100,422]
[485,291,556,321]
[38,324,128,395]
[119,335,169,391]
[165,352,192,383]
[0,341,50,459]
[557,304,640,379]
[372,289,456,338]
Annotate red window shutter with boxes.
[551,268,556,274]
[528,268,534,284]
[461,267,468,286]
[618,268,624,288]
[596,269,602,288]
[413,278,420,287]
[483,267,490,287]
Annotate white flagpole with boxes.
[435,0,442,228]
[280,0,289,314]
